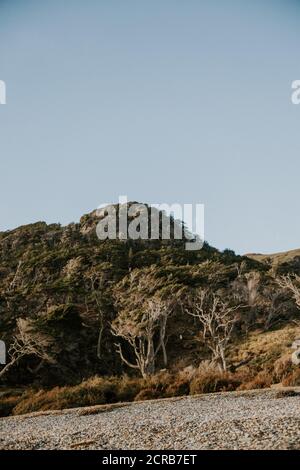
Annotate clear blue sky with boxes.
[0,0,300,254]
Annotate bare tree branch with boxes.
[0,318,54,380]
[185,289,240,371]
[112,297,174,377]
[277,274,300,309]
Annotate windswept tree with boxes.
[111,269,176,377]
[261,285,287,331]
[277,274,300,310]
[0,318,54,380]
[185,289,240,371]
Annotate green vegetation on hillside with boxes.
[1,205,300,415]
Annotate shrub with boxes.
[0,395,22,417]
[281,368,300,387]
[165,366,195,397]
[11,375,145,415]
[12,377,116,415]
[134,388,161,401]
[5,359,299,417]
[272,353,294,383]
[238,370,273,390]
[189,362,239,394]
[110,375,142,402]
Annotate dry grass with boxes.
[2,365,240,416]
[282,368,300,387]
[246,249,300,265]
[189,362,238,394]
[230,325,298,368]
[0,395,22,417]
[1,360,297,417]
[2,325,300,417]
[238,370,273,391]
[11,375,141,416]
[3,358,300,417]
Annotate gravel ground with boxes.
[1,389,300,450]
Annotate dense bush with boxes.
[0,365,238,416]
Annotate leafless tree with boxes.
[0,318,54,380]
[232,271,260,306]
[8,261,24,292]
[112,297,174,378]
[261,287,286,331]
[277,274,300,309]
[185,289,240,371]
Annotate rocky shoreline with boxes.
[1,389,300,450]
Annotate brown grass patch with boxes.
[238,370,273,391]
[189,362,240,394]
[282,368,300,387]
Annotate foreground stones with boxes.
[0,389,300,450]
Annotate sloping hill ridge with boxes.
[1,203,300,416]
[0,203,251,385]
[246,248,300,266]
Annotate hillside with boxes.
[246,249,300,267]
[1,203,300,416]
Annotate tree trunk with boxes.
[96,321,104,360]
[0,357,19,379]
[161,340,167,367]
[145,338,155,376]
[219,348,227,371]
[159,316,168,367]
